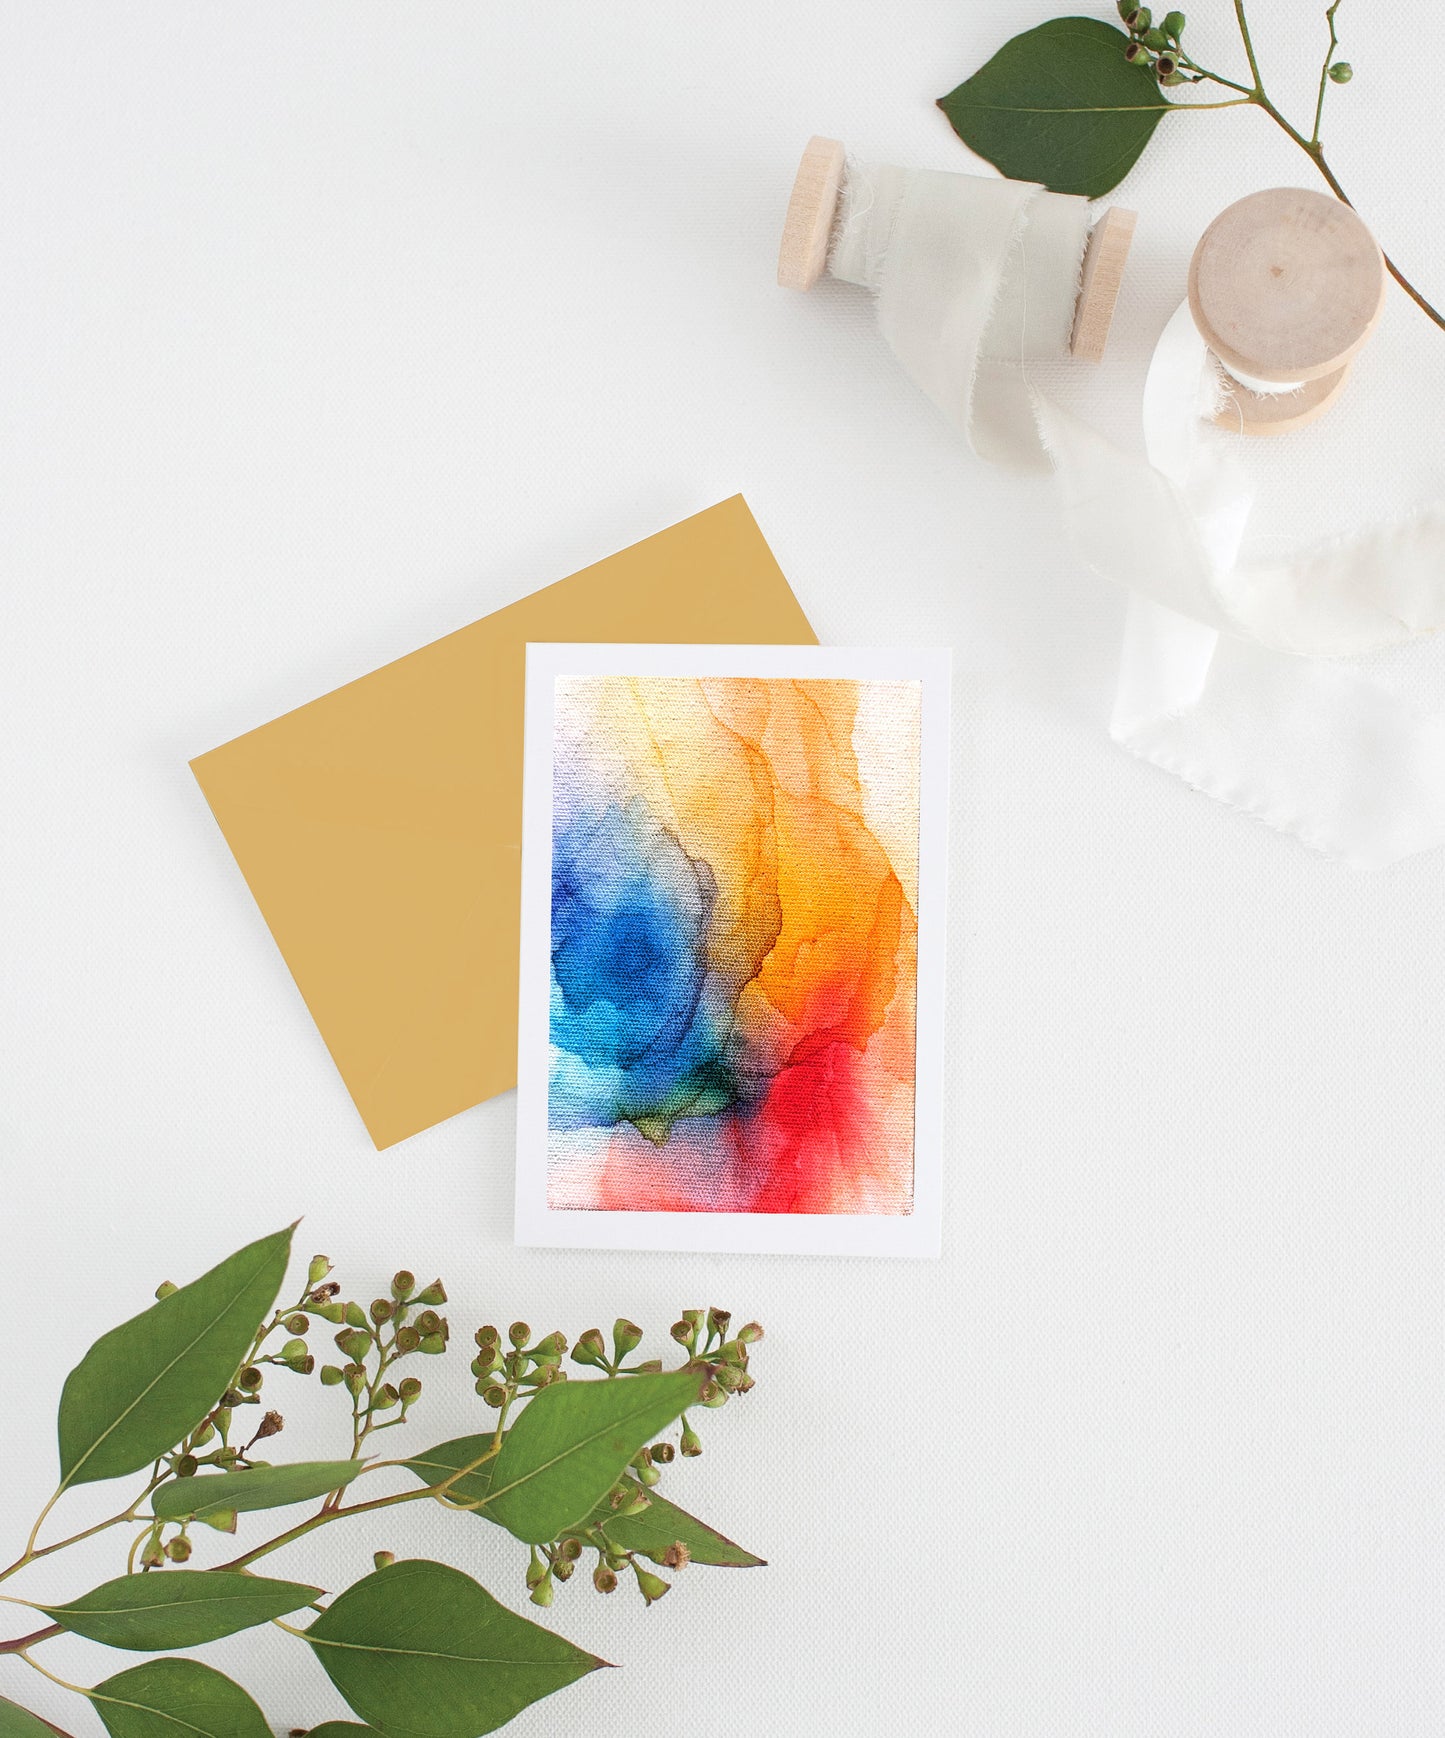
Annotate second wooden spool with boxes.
[1188,186,1387,436]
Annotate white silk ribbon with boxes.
[828,160,1445,867]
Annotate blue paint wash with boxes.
[550,801,740,1143]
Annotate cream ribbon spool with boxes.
[778,143,1445,866]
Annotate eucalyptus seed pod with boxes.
[633,1565,669,1606]
[309,1301,345,1324]
[1163,8,1186,34]
[376,1384,400,1409]
[651,1442,675,1465]
[508,1321,532,1348]
[661,1541,691,1570]
[482,1383,508,1407]
[344,1363,367,1396]
[398,1376,422,1403]
[395,1325,421,1354]
[475,1324,500,1348]
[192,1419,216,1447]
[636,1461,661,1487]
[282,1338,307,1361]
[166,1535,192,1563]
[237,1366,263,1391]
[373,1550,395,1570]
[370,1298,394,1324]
[197,1508,237,1533]
[558,1536,584,1563]
[319,1364,344,1386]
[679,1421,703,1457]
[417,1280,447,1306]
[529,1573,554,1608]
[670,1320,692,1345]
[292,1354,316,1375]
[525,1550,548,1590]
[571,1328,607,1367]
[391,1271,416,1300]
[334,1327,372,1362]
[418,1332,446,1355]
[174,1454,198,1478]
[738,1322,765,1344]
[154,1281,178,1301]
[1329,60,1352,82]
[254,1410,284,1440]
[593,1564,618,1594]
[706,1308,731,1338]
[284,1314,310,1335]
[553,1558,574,1582]
[214,1406,233,1435]
[344,1301,368,1330]
[307,1255,332,1286]
[612,1319,643,1358]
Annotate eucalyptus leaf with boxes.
[303,1559,602,1738]
[938,17,1172,198]
[303,1726,381,1738]
[0,1694,60,1738]
[57,1227,294,1489]
[574,1478,765,1568]
[91,1659,271,1738]
[483,1370,703,1545]
[407,1438,762,1566]
[38,1570,320,1651]
[152,1460,364,1521]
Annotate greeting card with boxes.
[516,644,950,1257]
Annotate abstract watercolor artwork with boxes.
[517,645,948,1258]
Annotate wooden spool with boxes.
[776,135,1138,365]
[1188,186,1387,436]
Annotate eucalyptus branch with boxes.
[0,1232,766,1738]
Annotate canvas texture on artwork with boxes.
[516,644,949,1258]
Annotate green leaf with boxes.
[402,1435,496,1509]
[91,1659,271,1738]
[37,1569,320,1651]
[303,1727,381,1738]
[938,17,1172,198]
[0,1694,60,1738]
[57,1227,294,1488]
[303,1559,602,1738]
[405,1438,763,1567]
[483,1370,703,1544]
[573,1479,765,1568]
[152,1460,364,1521]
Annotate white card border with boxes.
[515,643,951,1259]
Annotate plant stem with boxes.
[0,1492,156,1588]
[213,1441,503,1572]
[1231,0,1263,90]
[1312,0,1343,145]
[0,1624,63,1656]
[14,1650,93,1699]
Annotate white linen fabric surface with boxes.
[831,159,1445,865]
[3,4,1445,1738]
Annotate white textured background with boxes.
[3,3,1444,1734]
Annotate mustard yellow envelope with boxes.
[190,498,816,1149]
